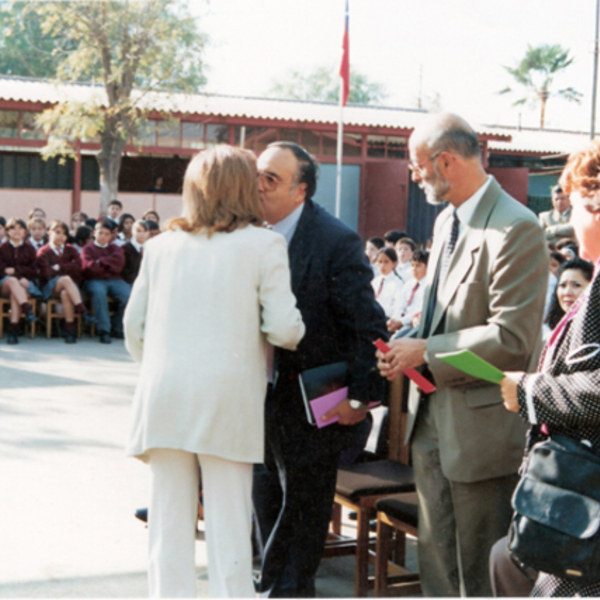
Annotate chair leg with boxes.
[331,502,342,535]
[375,517,392,597]
[355,505,371,597]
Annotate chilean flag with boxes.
[339,0,350,106]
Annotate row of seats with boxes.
[324,374,421,597]
[0,297,116,340]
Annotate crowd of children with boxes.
[0,200,158,344]
[365,229,430,340]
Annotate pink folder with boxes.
[310,387,379,429]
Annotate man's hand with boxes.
[321,398,367,426]
[500,372,523,412]
[387,319,402,333]
[376,338,427,381]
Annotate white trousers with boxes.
[147,448,254,598]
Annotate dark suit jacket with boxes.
[273,199,388,442]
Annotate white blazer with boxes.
[124,226,305,464]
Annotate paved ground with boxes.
[0,335,416,597]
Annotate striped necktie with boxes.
[438,211,460,290]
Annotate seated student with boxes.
[70,212,89,237]
[28,217,47,251]
[394,236,416,283]
[115,213,135,246]
[371,247,403,318]
[37,221,96,343]
[81,219,131,344]
[121,220,149,285]
[107,199,123,226]
[73,226,93,255]
[0,217,7,244]
[146,219,161,238]
[388,250,428,337]
[0,218,38,344]
[142,209,160,224]
[383,229,406,249]
[28,207,46,221]
[84,217,97,230]
[365,236,384,277]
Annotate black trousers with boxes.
[252,378,355,598]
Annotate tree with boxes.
[500,44,582,128]
[269,66,386,105]
[11,0,207,213]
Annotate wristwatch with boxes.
[349,399,369,410]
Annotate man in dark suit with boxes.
[252,141,388,598]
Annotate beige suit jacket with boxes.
[406,178,548,483]
[538,208,574,244]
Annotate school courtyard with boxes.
[0,336,403,597]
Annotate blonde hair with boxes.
[167,145,264,235]
[560,139,600,212]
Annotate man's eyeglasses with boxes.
[257,170,296,192]
[408,151,441,175]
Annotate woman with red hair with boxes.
[500,139,600,596]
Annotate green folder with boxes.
[436,350,505,384]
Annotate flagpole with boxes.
[335,0,349,219]
[335,83,343,219]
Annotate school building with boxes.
[0,75,592,240]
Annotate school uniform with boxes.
[121,240,143,285]
[371,271,404,317]
[81,241,130,336]
[29,238,46,252]
[36,243,82,300]
[0,241,38,293]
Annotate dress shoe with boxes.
[111,331,125,340]
[7,331,18,345]
[99,332,112,344]
[135,508,148,523]
[82,312,96,327]
[65,332,77,344]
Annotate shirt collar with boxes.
[131,238,143,253]
[9,240,23,248]
[94,240,109,249]
[50,243,63,255]
[271,203,305,245]
[455,175,492,234]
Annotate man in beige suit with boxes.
[377,113,548,596]
[538,184,575,246]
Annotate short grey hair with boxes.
[428,125,481,159]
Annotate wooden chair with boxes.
[0,298,37,338]
[374,493,421,597]
[324,374,416,597]
[42,299,82,339]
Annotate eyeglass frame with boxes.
[408,150,442,176]
[257,170,299,192]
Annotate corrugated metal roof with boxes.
[3,75,596,154]
[485,125,598,156]
[0,75,504,135]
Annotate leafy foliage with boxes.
[0,1,207,211]
[500,44,582,128]
[269,66,386,105]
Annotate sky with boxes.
[190,0,600,132]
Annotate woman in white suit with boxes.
[124,146,305,598]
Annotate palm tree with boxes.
[500,44,582,128]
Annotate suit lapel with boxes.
[428,178,502,335]
[287,200,317,296]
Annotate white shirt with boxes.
[390,278,425,325]
[29,239,45,251]
[272,203,304,245]
[395,262,412,284]
[455,175,492,237]
[371,271,404,318]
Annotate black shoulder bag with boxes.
[508,427,600,585]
